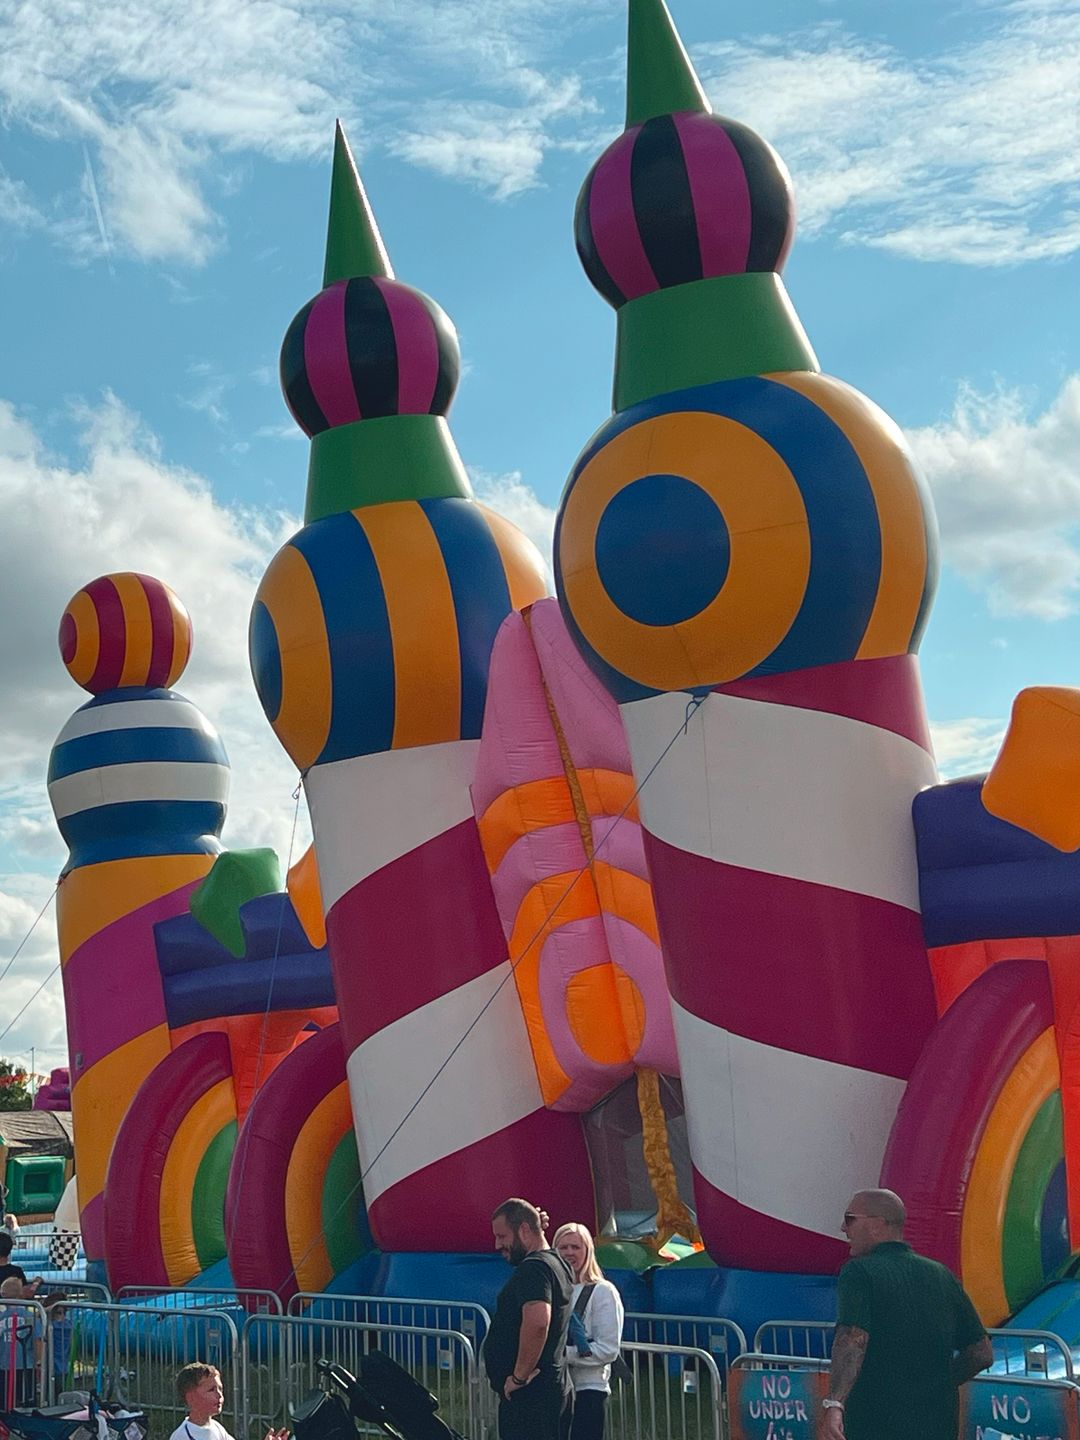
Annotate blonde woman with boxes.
[553,1223,625,1440]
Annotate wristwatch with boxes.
[822,1399,844,1411]
[511,1375,529,1387]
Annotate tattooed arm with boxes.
[823,1324,870,1440]
[830,1323,870,1401]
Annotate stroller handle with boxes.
[315,1360,360,1392]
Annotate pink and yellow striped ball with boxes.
[60,573,192,694]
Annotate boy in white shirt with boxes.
[169,1363,287,1440]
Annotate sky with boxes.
[0,0,1078,1076]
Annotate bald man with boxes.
[823,1189,993,1440]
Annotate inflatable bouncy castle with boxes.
[48,574,350,1293]
[44,0,1080,1332]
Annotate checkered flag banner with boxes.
[48,1230,80,1270]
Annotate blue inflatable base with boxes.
[323,1253,837,1347]
[93,1250,839,1354]
[335,1251,514,1317]
[651,1265,837,1348]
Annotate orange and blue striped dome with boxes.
[555,371,939,703]
[251,496,548,769]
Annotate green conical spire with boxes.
[303,122,472,523]
[323,121,394,286]
[626,0,710,128]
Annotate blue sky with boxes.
[1,0,1078,1072]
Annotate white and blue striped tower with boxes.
[48,572,229,1272]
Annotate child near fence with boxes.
[0,1276,44,1408]
[171,1362,288,1440]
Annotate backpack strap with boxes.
[573,1282,597,1319]
[523,1249,574,1288]
[521,1251,558,1279]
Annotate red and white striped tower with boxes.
[555,0,940,1269]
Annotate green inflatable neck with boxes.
[304,415,472,523]
[613,272,819,411]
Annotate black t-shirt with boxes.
[484,1249,574,1393]
[0,1262,27,1286]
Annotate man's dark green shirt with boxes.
[837,1241,987,1440]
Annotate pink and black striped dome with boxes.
[280,276,461,437]
[575,110,795,308]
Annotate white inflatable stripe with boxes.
[345,961,545,1204]
[672,1000,906,1238]
[55,697,210,744]
[306,740,481,912]
[620,691,936,911]
[49,761,230,819]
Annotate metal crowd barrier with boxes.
[963,1372,1080,1440]
[117,1285,283,1315]
[8,1230,85,1278]
[240,1313,482,1440]
[0,1297,50,1410]
[0,1291,745,1440]
[13,1292,1076,1440]
[11,1229,64,1252]
[731,1352,830,1372]
[624,1312,747,1383]
[987,1326,1076,1380]
[753,1320,835,1360]
[610,1340,725,1440]
[38,1280,113,1305]
[728,1354,1080,1440]
[287,1292,491,1348]
[53,1301,239,1434]
[727,1354,829,1440]
[754,1317,1079,1382]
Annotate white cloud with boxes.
[929,718,1006,779]
[696,0,1080,264]
[0,0,358,263]
[181,361,234,428]
[0,0,605,261]
[0,392,308,876]
[4,0,1075,264]
[908,375,1080,618]
[471,467,557,570]
[0,397,563,1072]
[0,170,42,231]
[0,388,315,1070]
[392,116,550,201]
[96,125,218,266]
[391,69,595,199]
[0,876,66,1077]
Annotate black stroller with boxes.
[292,1357,466,1440]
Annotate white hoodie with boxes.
[566,1279,625,1394]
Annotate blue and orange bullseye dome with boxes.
[556,371,938,702]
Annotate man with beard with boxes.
[484,1199,574,1440]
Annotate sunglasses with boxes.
[843,1212,878,1224]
